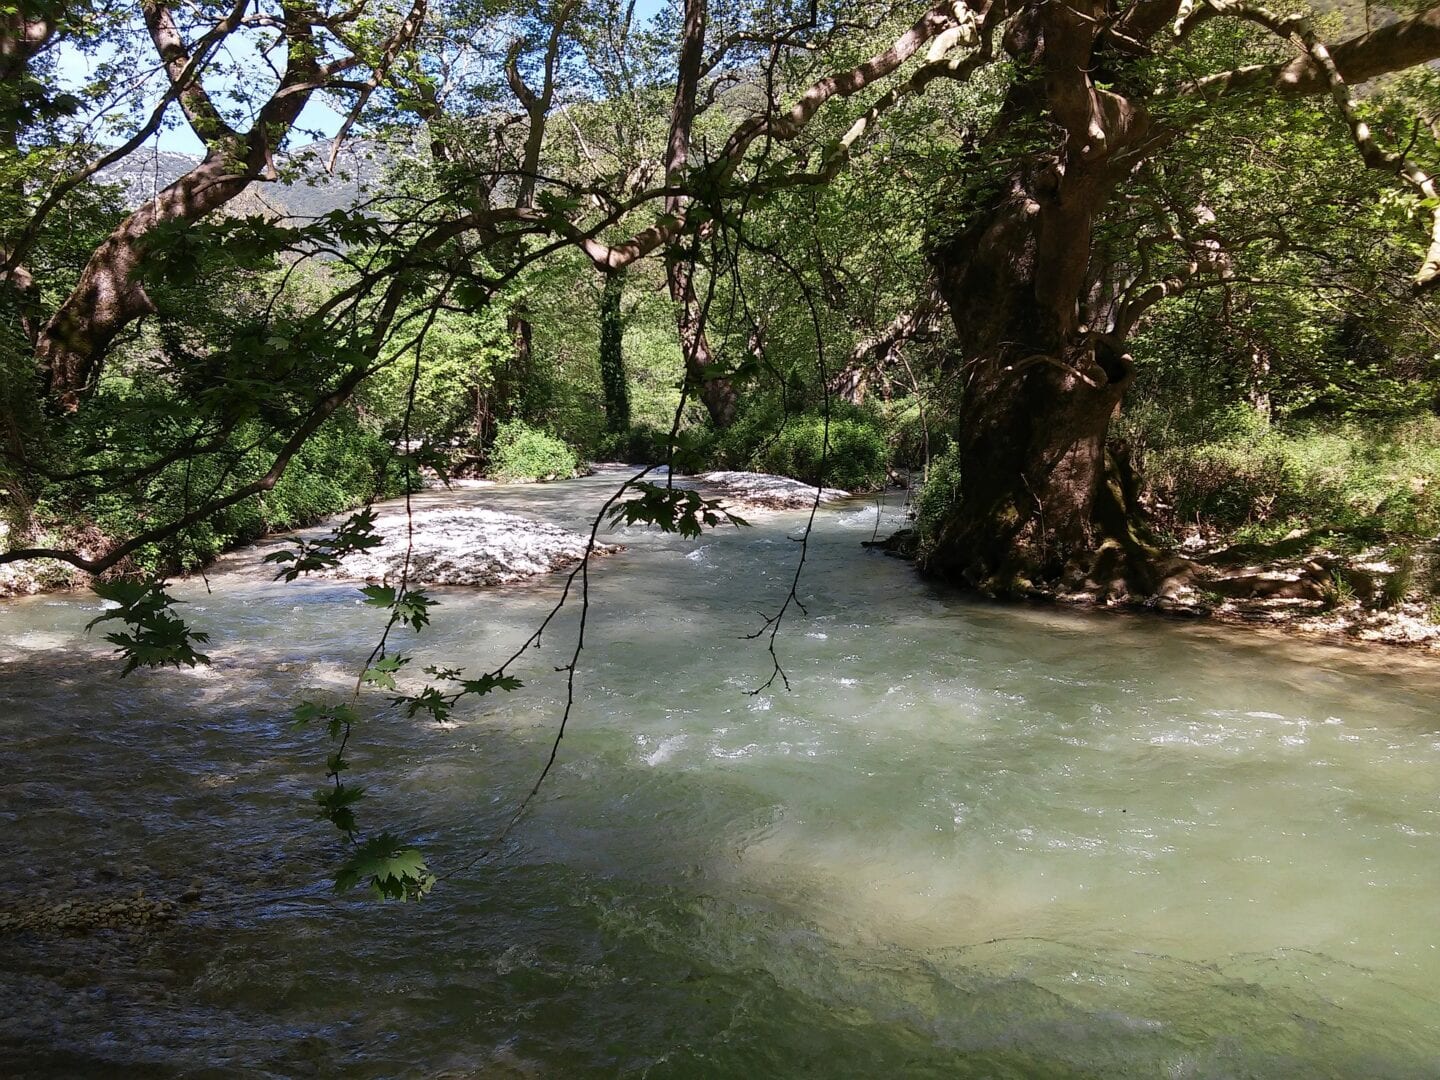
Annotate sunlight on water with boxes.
[2,467,1438,1075]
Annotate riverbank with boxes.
[870,528,1440,656]
[0,520,97,598]
[1066,535,1440,654]
[1050,584,1440,654]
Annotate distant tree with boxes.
[598,267,630,430]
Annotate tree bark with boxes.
[664,0,737,427]
[919,4,1167,595]
[35,151,252,407]
[926,211,1140,591]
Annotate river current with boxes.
[2,468,1438,1076]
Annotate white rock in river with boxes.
[328,507,618,587]
[698,471,849,510]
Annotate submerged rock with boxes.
[862,528,917,559]
[698,471,849,510]
[323,507,618,587]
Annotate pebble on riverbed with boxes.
[0,895,180,934]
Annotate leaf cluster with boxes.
[264,507,385,580]
[86,578,211,676]
[607,482,748,538]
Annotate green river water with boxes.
[1,467,1438,1076]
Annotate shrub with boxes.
[913,443,961,557]
[1378,548,1414,610]
[488,420,580,482]
[1147,440,1295,529]
[60,408,399,574]
[762,413,889,491]
[882,398,951,473]
[711,404,889,491]
[592,423,672,465]
[1137,415,1440,544]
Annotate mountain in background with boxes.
[94,139,394,218]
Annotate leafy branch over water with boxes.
[270,471,749,900]
[87,579,211,677]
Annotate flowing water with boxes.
[2,468,1438,1076]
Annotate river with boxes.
[2,467,1438,1076]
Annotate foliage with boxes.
[608,482,749,538]
[714,405,890,492]
[264,508,384,581]
[593,423,674,465]
[913,444,962,559]
[395,665,524,724]
[362,305,513,448]
[772,413,888,492]
[293,696,434,900]
[361,585,438,632]
[334,834,434,901]
[1137,415,1440,545]
[487,420,580,482]
[63,409,400,574]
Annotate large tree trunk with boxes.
[923,174,1184,597]
[918,7,1173,596]
[912,0,1440,598]
[924,205,1137,592]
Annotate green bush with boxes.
[711,404,889,491]
[487,420,580,482]
[882,398,951,472]
[913,443,962,557]
[593,423,672,465]
[60,408,399,574]
[761,413,889,491]
[1138,416,1440,543]
[1148,440,1295,529]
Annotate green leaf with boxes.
[266,508,383,581]
[87,578,211,676]
[314,783,366,834]
[361,654,409,689]
[608,483,749,539]
[393,589,437,631]
[334,834,433,900]
[458,673,523,695]
[360,585,396,607]
[397,685,453,722]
